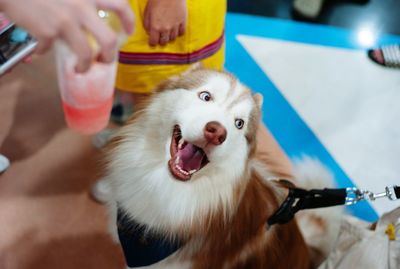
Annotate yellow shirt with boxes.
[116,0,226,93]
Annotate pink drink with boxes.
[62,95,113,135]
[56,43,116,134]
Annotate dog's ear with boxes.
[154,63,205,92]
[154,75,180,92]
[253,93,263,110]
[182,62,204,75]
[154,63,207,92]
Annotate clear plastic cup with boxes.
[56,43,116,135]
[55,11,125,135]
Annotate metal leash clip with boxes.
[345,185,399,205]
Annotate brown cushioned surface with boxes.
[0,51,124,269]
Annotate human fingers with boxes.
[22,56,32,63]
[29,17,58,54]
[159,31,170,46]
[61,21,93,73]
[96,0,135,34]
[81,10,117,64]
[149,30,159,46]
[143,8,151,33]
[169,27,178,42]
[35,38,53,54]
[178,23,186,36]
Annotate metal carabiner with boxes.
[345,187,365,205]
[345,185,399,205]
[385,186,399,201]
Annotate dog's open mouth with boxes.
[168,125,209,181]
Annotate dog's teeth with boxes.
[176,164,189,175]
[178,138,184,149]
[175,156,180,164]
[189,169,196,175]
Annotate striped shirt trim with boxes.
[119,33,224,65]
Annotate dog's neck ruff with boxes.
[117,207,182,267]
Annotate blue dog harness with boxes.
[117,208,182,267]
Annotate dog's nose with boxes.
[204,121,227,145]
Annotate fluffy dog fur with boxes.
[101,68,340,269]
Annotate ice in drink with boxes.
[55,10,124,135]
[56,43,116,134]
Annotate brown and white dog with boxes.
[100,68,341,269]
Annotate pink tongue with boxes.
[176,143,205,172]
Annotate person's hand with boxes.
[144,0,186,46]
[0,0,135,73]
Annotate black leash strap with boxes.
[267,187,347,226]
[268,183,400,226]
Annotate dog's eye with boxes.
[199,91,212,102]
[235,119,244,129]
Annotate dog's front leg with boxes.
[105,198,119,243]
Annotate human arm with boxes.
[144,0,186,46]
[0,0,135,72]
